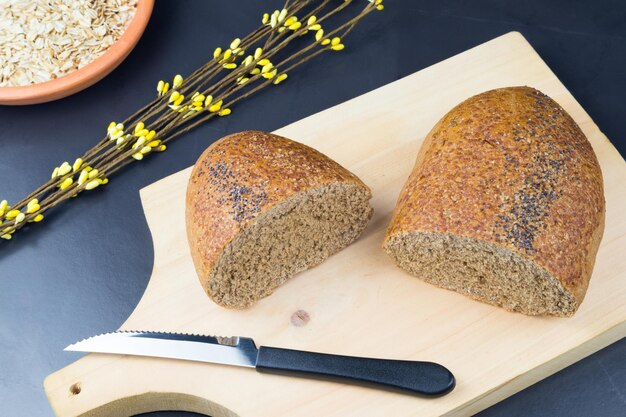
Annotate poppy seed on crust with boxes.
[384,87,605,317]
[186,131,373,309]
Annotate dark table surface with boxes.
[1,1,625,416]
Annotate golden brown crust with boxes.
[384,87,605,308]
[186,131,370,302]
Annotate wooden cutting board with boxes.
[45,32,626,417]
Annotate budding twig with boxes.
[0,0,384,242]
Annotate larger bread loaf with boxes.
[186,131,373,309]
[383,87,605,317]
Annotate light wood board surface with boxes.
[45,32,626,417]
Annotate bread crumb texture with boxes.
[186,131,373,308]
[384,87,605,316]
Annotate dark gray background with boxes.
[1,1,625,416]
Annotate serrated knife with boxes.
[65,331,455,396]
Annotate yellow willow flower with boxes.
[26,203,40,214]
[72,158,83,172]
[316,29,324,42]
[59,177,73,190]
[85,179,101,190]
[134,122,145,134]
[146,130,156,141]
[208,100,223,113]
[134,129,149,137]
[1,0,384,243]
[169,91,180,103]
[263,69,277,79]
[274,73,288,84]
[132,137,146,149]
[78,170,89,185]
[278,8,287,23]
[58,162,71,176]
[5,209,20,219]
[193,93,205,104]
[14,212,25,225]
[173,74,184,88]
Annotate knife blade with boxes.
[66,331,455,396]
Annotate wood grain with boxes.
[44,32,626,417]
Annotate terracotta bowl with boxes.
[0,0,154,105]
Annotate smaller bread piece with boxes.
[383,87,605,317]
[186,131,373,309]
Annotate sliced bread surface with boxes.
[384,87,605,317]
[186,131,373,309]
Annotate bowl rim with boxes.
[0,0,154,105]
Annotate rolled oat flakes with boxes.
[0,0,137,87]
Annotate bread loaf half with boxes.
[186,131,373,308]
[384,87,605,317]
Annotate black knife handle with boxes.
[255,346,455,396]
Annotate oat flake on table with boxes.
[0,0,137,87]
